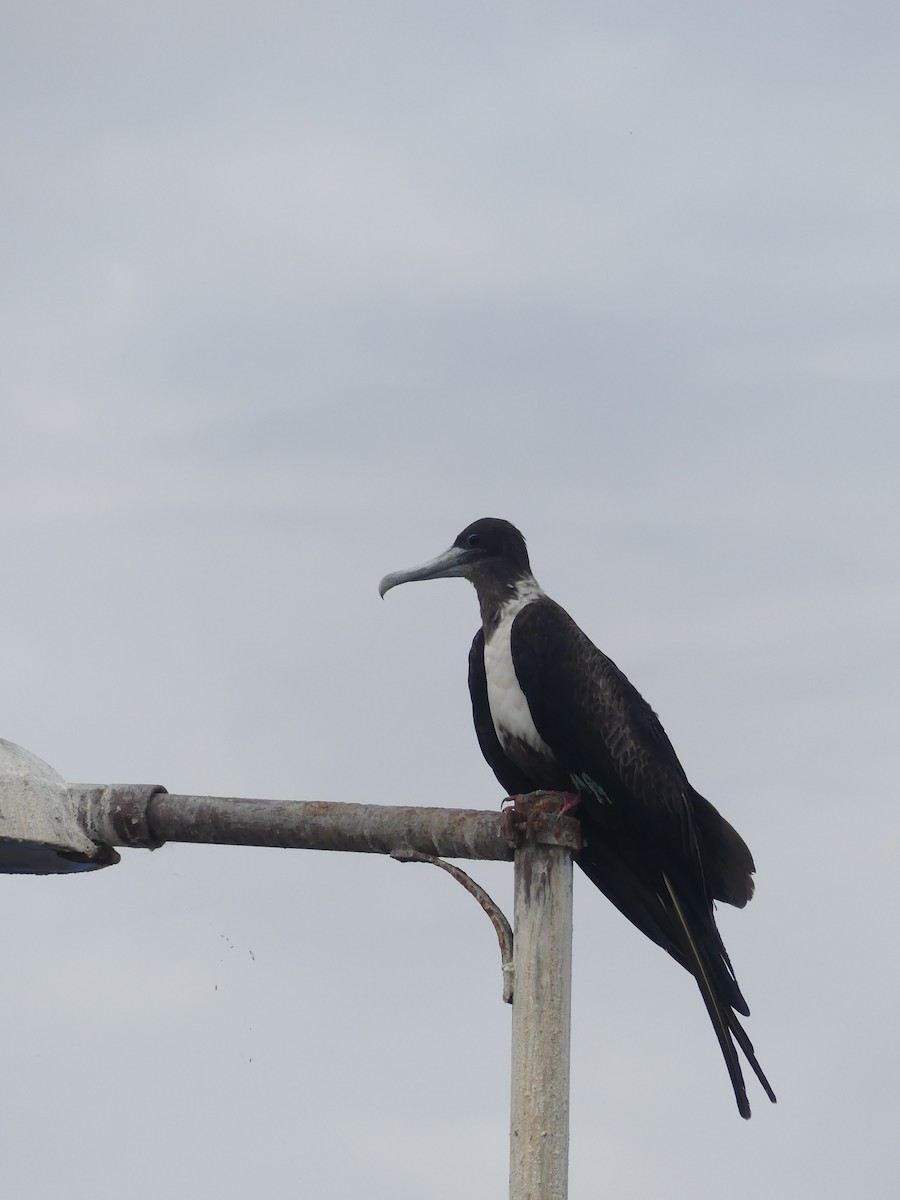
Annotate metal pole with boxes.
[509,832,574,1200]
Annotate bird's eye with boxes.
[467,533,480,547]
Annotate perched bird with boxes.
[380,517,775,1118]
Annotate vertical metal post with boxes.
[509,835,574,1200]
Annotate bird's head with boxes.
[379,518,532,597]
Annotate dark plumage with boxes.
[379,517,775,1118]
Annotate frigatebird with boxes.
[379,517,775,1118]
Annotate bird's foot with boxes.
[557,791,582,817]
[500,792,581,847]
[502,791,580,815]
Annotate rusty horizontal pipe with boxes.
[71,786,581,862]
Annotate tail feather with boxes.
[662,873,752,1119]
[576,841,775,1116]
[726,1010,778,1105]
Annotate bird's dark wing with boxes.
[510,599,755,907]
[467,629,535,797]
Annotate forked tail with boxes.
[662,873,776,1118]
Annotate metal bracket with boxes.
[392,849,515,1003]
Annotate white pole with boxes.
[509,833,574,1200]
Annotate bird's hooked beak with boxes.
[379,544,476,598]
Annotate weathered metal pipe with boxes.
[71,785,580,862]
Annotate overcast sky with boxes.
[2,3,899,1197]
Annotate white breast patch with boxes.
[483,581,554,758]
